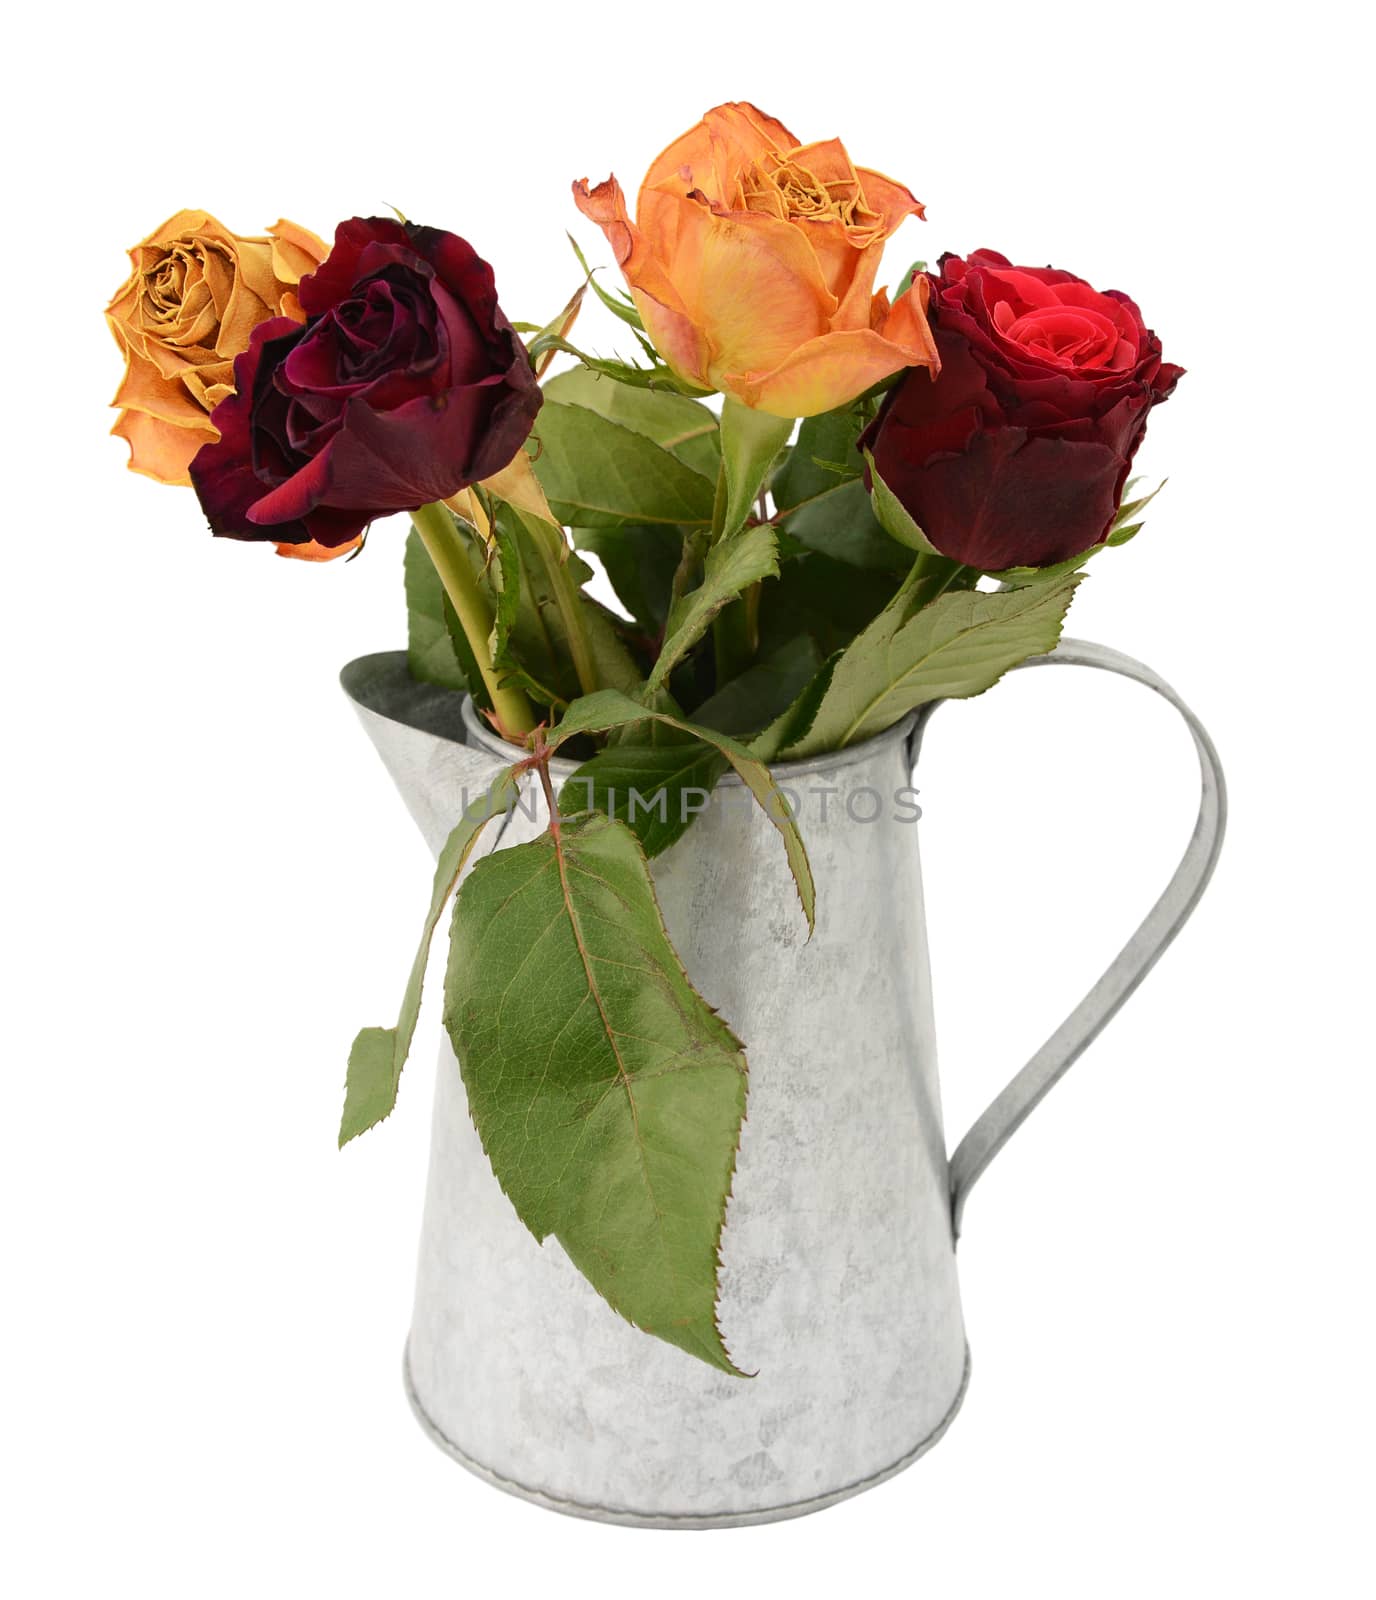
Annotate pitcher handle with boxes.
[930,637,1228,1239]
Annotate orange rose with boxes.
[105,210,326,486]
[573,102,938,418]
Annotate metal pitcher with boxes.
[341,638,1225,1529]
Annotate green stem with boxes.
[713,588,756,685]
[708,458,756,685]
[907,550,972,605]
[707,456,729,544]
[533,528,599,698]
[411,501,535,738]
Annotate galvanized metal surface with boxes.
[339,639,1225,1527]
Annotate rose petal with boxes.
[727,321,935,419]
[274,533,363,562]
[686,200,838,388]
[573,176,709,385]
[111,407,215,486]
[267,218,329,283]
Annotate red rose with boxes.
[863,250,1183,570]
[190,218,541,555]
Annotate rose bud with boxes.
[105,211,326,486]
[189,218,542,559]
[863,250,1184,571]
[574,101,938,418]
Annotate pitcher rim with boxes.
[340,650,929,780]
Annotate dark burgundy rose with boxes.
[863,250,1183,570]
[190,217,541,554]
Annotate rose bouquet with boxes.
[107,103,1181,1377]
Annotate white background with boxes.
[3,4,1370,1595]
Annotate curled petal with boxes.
[876,274,940,372]
[573,176,709,385]
[854,166,925,237]
[268,218,329,283]
[274,534,363,562]
[111,408,215,486]
[645,101,798,200]
[297,216,419,316]
[113,351,215,428]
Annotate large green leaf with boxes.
[544,368,721,479]
[404,528,466,692]
[445,811,749,1373]
[531,401,718,528]
[340,767,520,1146]
[785,573,1083,757]
[650,522,780,691]
[549,688,814,928]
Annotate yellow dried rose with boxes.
[574,103,938,418]
[105,211,327,485]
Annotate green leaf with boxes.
[771,405,865,512]
[578,594,645,695]
[1107,520,1142,547]
[781,477,912,572]
[444,811,749,1373]
[527,280,587,377]
[573,524,682,633]
[405,528,466,692]
[489,518,522,665]
[1114,478,1164,531]
[751,654,841,763]
[986,547,1099,586]
[548,686,813,929]
[443,593,494,714]
[567,232,645,330]
[491,501,642,701]
[544,367,720,480]
[692,636,824,738]
[786,573,1083,757]
[719,397,794,538]
[524,335,711,398]
[865,452,945,558]
[340,768,520,1146]
[531,401,718,528]
[770,412,910,572]
[651,522,780,691]
[560,740,729,858]
[757,552,903,659]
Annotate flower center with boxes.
[993,300,1131,371]
[144,248,192,320]
[739,154,879,234]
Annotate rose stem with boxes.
[410,500,536,737]
[530,525,599,698]
[709,458,755,685]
